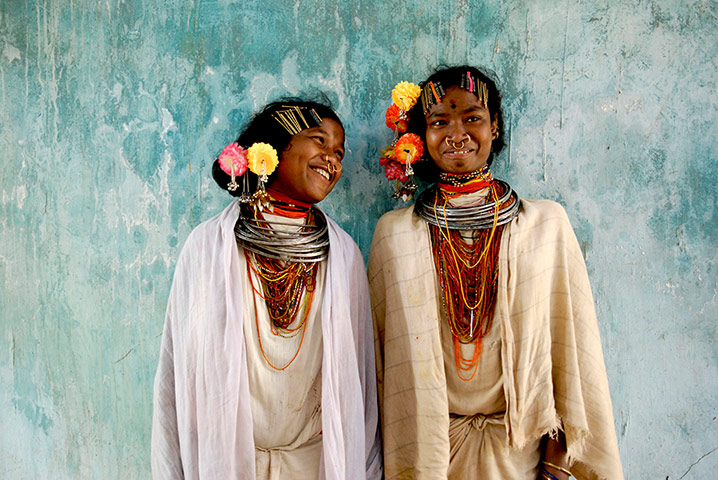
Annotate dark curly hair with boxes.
[212,98,343,196]
[404,65,505,183]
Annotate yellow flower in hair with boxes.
[392,81,421,111]
[247,142,279,176]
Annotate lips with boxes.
[444,148,474,156]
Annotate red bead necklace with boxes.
[429,175,507,381]
[245,201,318,371]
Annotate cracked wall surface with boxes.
[1,0,716,478]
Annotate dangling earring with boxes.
[246,143,279,211]
[218,143,248,193]
[240,174,251,203]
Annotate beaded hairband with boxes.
[420,72,488,114]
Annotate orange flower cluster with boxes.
[394,133,423,165]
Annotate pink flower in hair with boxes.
[218,143,248,177]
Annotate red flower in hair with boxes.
[381,158,409,182]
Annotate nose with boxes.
[447,120,469,141]
[323,152,343,175]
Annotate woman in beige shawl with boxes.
[370,66,622,479]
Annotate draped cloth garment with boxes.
[369,199,623,480]
[152,200,383,479]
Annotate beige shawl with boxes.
[369,199,622,480]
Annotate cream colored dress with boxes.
[242,214,325,480]
[439,191,541,478]
[441,307,540,479]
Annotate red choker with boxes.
[437,168,494,197]
[266,189,312,219]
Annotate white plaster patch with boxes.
[2,42,21,63]
[249,73,279,107]
[16,185,27,209]
[280,52,301,94]
[161,108,176,137]
[110,82,123,100]
[205,66,215,75]
[601,103,617,113]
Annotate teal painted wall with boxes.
[1,0,716,478]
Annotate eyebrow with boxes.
[428,105,487,119]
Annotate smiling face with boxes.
[425,86,498,174]
[268,118,345,204]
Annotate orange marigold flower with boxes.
[395,133,424,165]
[385,104,408,132]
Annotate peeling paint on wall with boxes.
[1,0,716,478]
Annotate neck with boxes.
[266,188,312,219]
[437,166,493,197]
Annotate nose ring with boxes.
[445,137,467,150]
[325,157,341,175]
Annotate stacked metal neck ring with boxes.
[414,179,521,230]
[234,203,329,263]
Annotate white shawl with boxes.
[152,200,382,479]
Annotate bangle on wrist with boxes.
[543,460,572,476]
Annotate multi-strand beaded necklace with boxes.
[416,167,520,381]
[235,190,329,371]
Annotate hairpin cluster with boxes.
[420,72,488,115]
[272,105,322,135]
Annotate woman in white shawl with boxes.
[370,66,622,479]
[152,99,382,479]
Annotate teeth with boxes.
[313,168,330,180]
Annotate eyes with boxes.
[310,135,344,160]
[429,115,483,127]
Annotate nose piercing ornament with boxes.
[324,156,342,175]
[445,137,467,150]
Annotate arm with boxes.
[540,431,572,480]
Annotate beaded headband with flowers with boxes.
[379,71,490,201]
